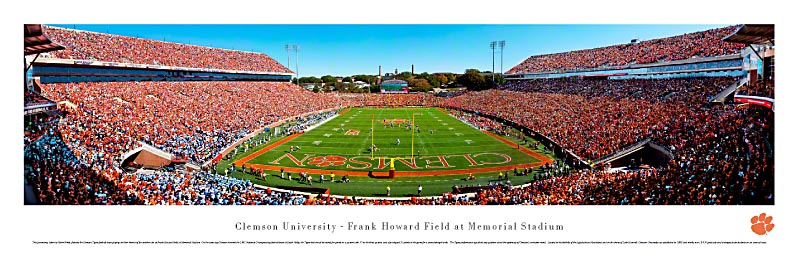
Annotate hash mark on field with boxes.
[442,123,448,126]
[332,128,339,131]
[465,140,473,144]
[448,128,454,130]
[312,141,322,145]
[324,134,332,137]
[345,120,350,122]
[455,133,463,136]
[437,119,442,122]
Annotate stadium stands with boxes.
[24,89,55,107]
[43,26,292,73]
[737,79,774,98]
[25,126,120,204]
[25,125,309,205]
[26,80,355,205]
[23,24,773,205]
[24,113,59,146]
[337,93,442,107]
[121,172,308,205]
[437,77,773,205]
[507,26,744,74]
[27,76,772,205]
[471,105,773,205]
[41,81,348,166]
[445,77,736,160]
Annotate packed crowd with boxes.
[507,26,744,74]
[498,77,735,106]
[43,26,291,73]
[25,102,772,205]
[25,126,121,205]
[26,73,772,205]
[26,80,360,205]
[24,113,60,146]
[737,79,775,98]
[337,93,443,107]
[25,89,55,107]
[23,128,305,205]
[23,126,471,205]
[23,23,772,206]
[41,81,348,166]
[114,172,308,205]
[446,77,737,160]
[472,106,773,205]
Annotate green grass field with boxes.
[216,107,559,197]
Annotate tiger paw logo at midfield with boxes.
[344,129,360,136]
[750,213,775,235]
[307,155,347,167]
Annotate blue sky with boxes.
[53,24,730,77]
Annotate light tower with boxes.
[285,44,291,69]
[490,41,497,84]
[499,40,506,82]
[293,44,299,82]
[285,44,292,82]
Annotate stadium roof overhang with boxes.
[24,24,65,55]
[723,24,774,45]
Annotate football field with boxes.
[219,107,556,197]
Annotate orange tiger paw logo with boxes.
[750,213,774,235]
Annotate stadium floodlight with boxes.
[490,41,497,84]
[293,44,300,83]
[285,44,300,84]
[499,40,506,81]
[285,44,291,66]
